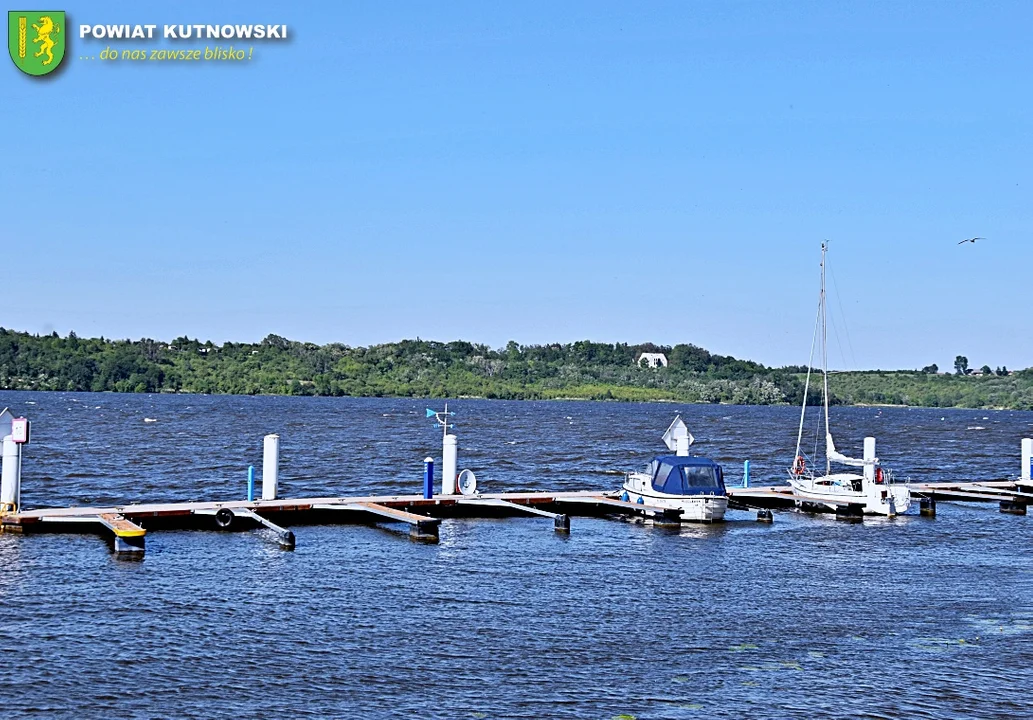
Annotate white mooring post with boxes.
[262,433,280,500]
[442,434,458,495]
[863,437,876,484]
[0,435,20,513]
[1021,438,1032,485]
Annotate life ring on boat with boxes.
[874,467,884,484]
[792,456,806,475]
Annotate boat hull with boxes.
[620,481,728,523]
[788,473,911,516]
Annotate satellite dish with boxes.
[457,469,477,495]
[662,415,695,456]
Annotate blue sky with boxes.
[3,1,1030,371]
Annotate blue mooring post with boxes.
[423,457,434,499]
[743,460,750,488]
[247,465,255,502]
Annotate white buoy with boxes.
[0,435,20,513]
[262,433,280,500]
[863,437,876,484]
[1021,438,1032,484]
[442,434,458,495]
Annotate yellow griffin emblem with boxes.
[31,14,59,65]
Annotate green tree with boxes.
[921,363,938,374]
[954,355,969,375]
[980,365,992,376]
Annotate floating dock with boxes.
[0,489,690,554]
[0,411,1029,557]
[728,479,1032,518]
[2,477,1031,557]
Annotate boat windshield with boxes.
[684,466,718,488]
[650,461,722,494]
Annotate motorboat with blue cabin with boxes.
[620,416,728,522]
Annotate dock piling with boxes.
[862,437,876,485]
[999,499,1027,516]
[1,435,21,514]
[756,509,773,523]
[920,497,936,517]
[1021,438,1032,487]
[262,434,279,501]
[443,435,458,495]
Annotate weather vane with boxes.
[426,403,455,441]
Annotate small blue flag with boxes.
[426,408,437,418]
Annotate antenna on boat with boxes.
[662,415,694,457]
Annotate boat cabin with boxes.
[642,455,726,496]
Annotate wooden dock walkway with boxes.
[2,479,1028,556]
[727,479,1032,517]
[0,489,686,554]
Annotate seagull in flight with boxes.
[957,236,984,244]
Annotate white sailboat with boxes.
[788,243,911,516]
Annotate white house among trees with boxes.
[636,352,668,368]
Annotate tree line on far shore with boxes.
[0,328,1029,409]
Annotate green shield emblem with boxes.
[8,10,65,76]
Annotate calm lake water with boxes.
[1,391,1031,719]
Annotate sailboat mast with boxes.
[794,245,824,469]
[794,294,821,463]
[821,242,831,476]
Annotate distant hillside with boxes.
[0,328,1029,409]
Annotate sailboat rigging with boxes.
[787,243,911,516]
